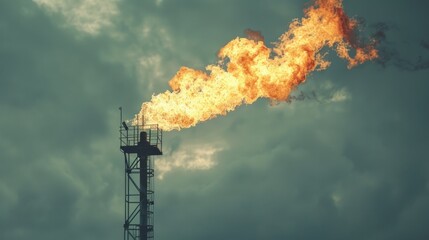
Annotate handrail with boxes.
[119,124,162,153]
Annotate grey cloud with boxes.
[0,1,129,239]
[2,0,429,240]
[32,0,119,35]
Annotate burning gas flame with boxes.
[134,0,378,131]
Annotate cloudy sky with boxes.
[1,0,429,239]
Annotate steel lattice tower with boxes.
[119,111,162,240]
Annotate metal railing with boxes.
[120,123,162,152]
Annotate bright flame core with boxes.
[134,0,377,131]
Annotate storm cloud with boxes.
[1,0,429,240]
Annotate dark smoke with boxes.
[244,28,265,42]
[370,22,429,71]
[285,91,320,104]
[371,22,389,44]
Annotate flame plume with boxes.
[134,0,378,131]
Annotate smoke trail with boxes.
[134,0,378,131]
[371,22,429,71]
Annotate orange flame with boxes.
[134,0,378,131]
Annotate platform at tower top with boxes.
[119,122,162,156]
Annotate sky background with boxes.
[1,0,429,239]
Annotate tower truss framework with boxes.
[120,120,162,240]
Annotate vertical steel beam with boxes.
[140,155,148,240]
